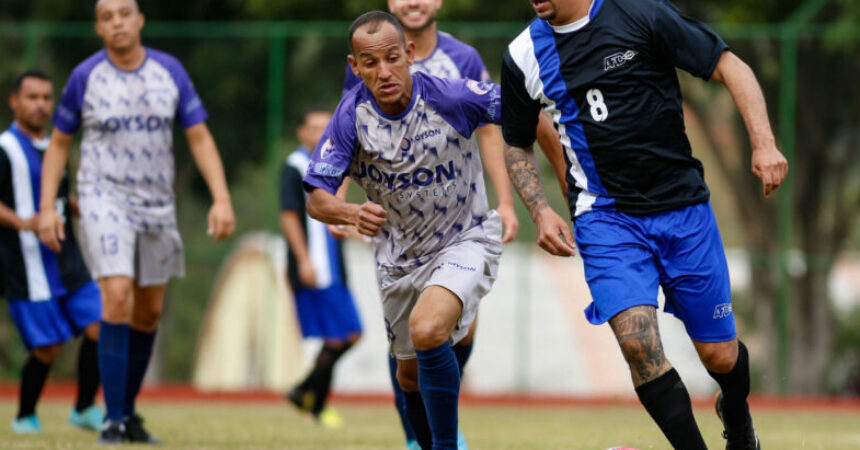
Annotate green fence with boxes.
[0,3,858,392]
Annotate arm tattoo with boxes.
[503,143,549,221]
[609,305,670,386]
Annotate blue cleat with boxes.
[11,415,42,434]
[406,439,422,450]
[69,405,104,431]
[457,429,468,450]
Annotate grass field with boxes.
[1,399,859,449]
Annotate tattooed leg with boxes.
[609,305,673,387]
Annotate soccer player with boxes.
[1,70,103,435]
[37,0,235,443]
[281,107,363,428]
[501,0,788,449]
[341,4,565,448]
[303,11,532,449]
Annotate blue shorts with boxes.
[8,281,102,349]
[295,284,362,340]
[574,202,736,342]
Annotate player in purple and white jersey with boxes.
[303,12,532,450]
[37,0,235,444]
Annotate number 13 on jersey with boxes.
[586,88,609,122]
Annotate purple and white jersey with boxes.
[305,72,501,273]
[343,31,492,94]
[53,48,207,230]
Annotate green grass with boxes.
[0,400,858,449]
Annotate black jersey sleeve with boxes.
[501,49,542,148]
[650,0,729,80]
[0,151,8,187]
[279,164,304,212]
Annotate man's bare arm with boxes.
[185,122,235,241]
[710,51,788,197]
[535,110,568,203]
[476,124,518,242]
[0,201,34,231]
[306,188,386,237]
[504,142,575,257]
[37,130,74,251]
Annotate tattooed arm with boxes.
[503,143,576,257]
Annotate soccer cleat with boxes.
[316,407,344,429]
[69,405,105,431]
[286,387,315,414]
[457,429,469,450]
[98,420,126,444]
[11,415,42,434]
[406,439,422,450]
[124,413,162,444]
[715,392,760,450]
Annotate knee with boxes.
[698,343,738,374]
[409,315,449,351]
[396,362,419,392]
[101,285,132,321]
[32,344,63,364]
[132,302,163,331]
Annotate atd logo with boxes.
[712,303,733,319]
[603,50,638,72]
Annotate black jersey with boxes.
[0,123,91,301]
[501,0,728,217]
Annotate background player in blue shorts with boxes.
[280,107,363,428]
[501,0,788,448]
[0,70,103,434]
[37,0,235,443]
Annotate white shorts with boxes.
[78,202,184,287]
[379,214,502,359]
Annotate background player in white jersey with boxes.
[37,0,235,443]
[1,70,103,435]
[281,107,363,428]
[303,12,544,449]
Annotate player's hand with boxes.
[327,224,350,240]
[37,208,64,252]
[353,201,386,237]
[207,199,235,242]
[534,206,576,257]
[298,260,317,288]
[751,145,788,197]
[497,202,519,243]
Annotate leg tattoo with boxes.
[610,305,672,386]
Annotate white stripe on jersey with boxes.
[507,28,598,215]
[0,131,51,301]
[286,151,332,289]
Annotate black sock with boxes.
[75,337,100,412]
[403,391,433,450]
[452,341,473,375]
[708,340,752,430]
[635,368,707,450]
[308,343,351,415]
[18,355,51,419]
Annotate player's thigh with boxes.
[77,202,136,281]
[410,285,463,348]
[657,202,735,343]
[574,211,661,325]
[422,235,501,347]
[136,229,185,287]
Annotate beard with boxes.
[400,11,438,33]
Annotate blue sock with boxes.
[98,321,129,422]
[389,354,417,442]
[416,344,460,450]
[452,341,473,375]
[124,327,155,417]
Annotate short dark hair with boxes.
[347,11,406,54]
[12,70,51,94]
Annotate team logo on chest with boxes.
[603,50,638,72]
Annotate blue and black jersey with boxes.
[501,0,728,217]
[0,123,91,301]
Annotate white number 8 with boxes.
[586,88,609,122]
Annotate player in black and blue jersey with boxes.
[501,0,787,449]
[0,70,103,435]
